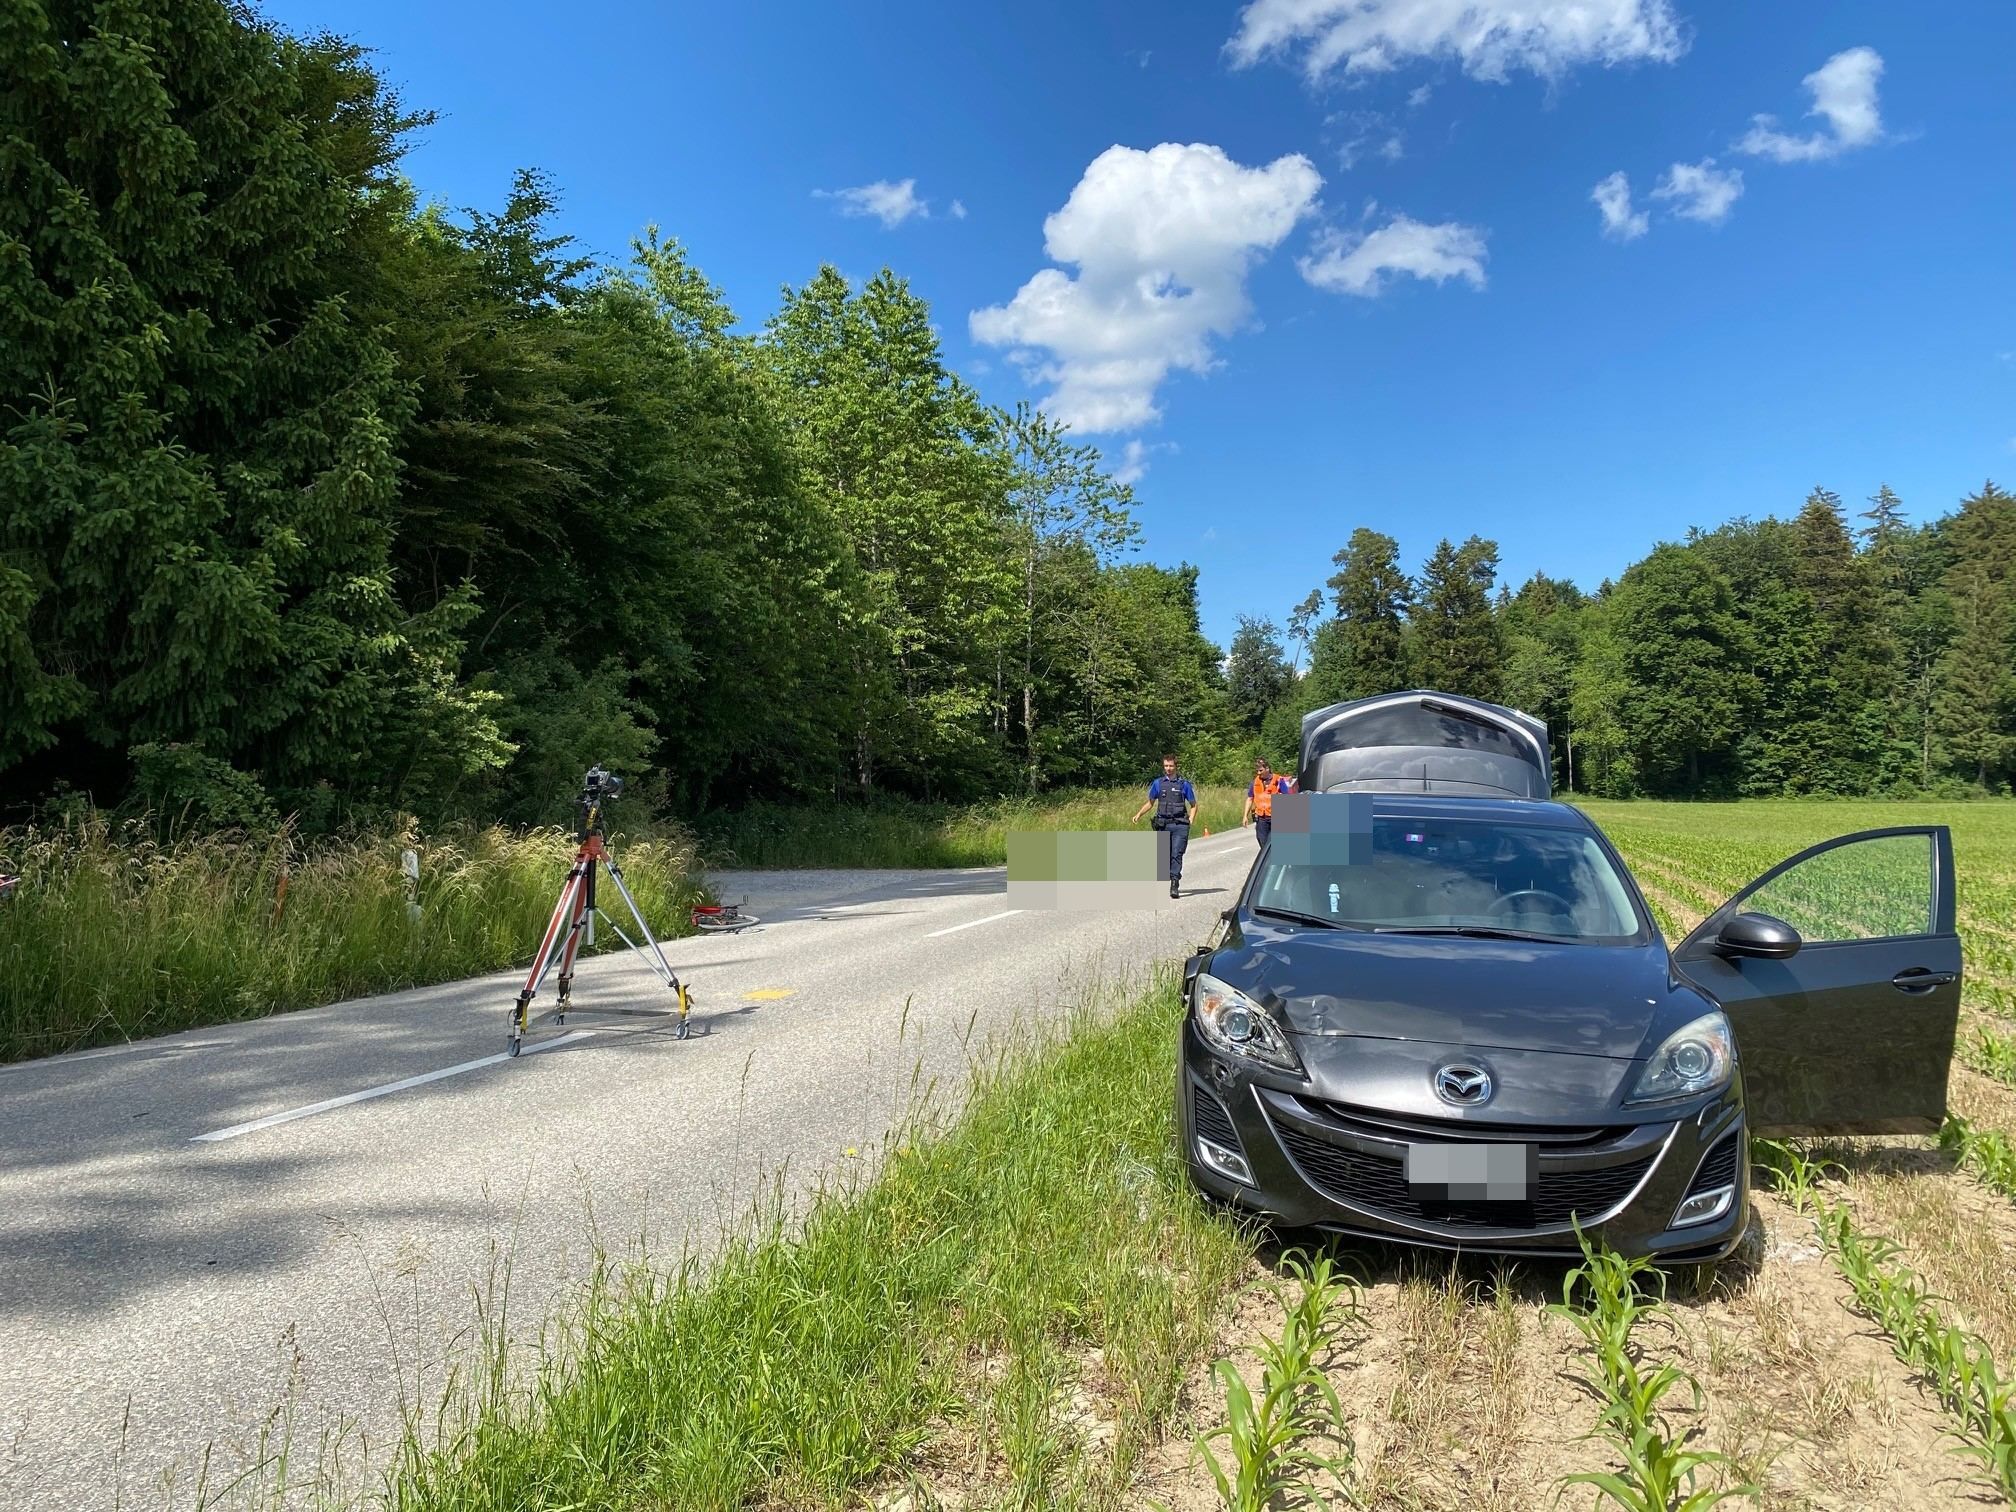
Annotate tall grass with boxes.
[695,785,1249,869]
[382,976,1253,1511]
[0,812,704,1064]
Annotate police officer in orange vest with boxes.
[1243,757,1292,848]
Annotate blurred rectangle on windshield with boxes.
[1267,792,1374,866]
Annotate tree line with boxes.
[1,1,1229,831]
[7,4,2010,836]
[1225,482,2016,798]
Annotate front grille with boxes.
[1274,1123,1658,1231]
[1192,1085,1241,1151]
[1686,1133,1741,1196]
[1304,1098,1621,1148]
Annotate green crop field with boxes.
[1581,799,2016,1021]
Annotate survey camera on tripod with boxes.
[510,763,692,1056]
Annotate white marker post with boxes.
[401,848,421,926]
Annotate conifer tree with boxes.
[1412,536,1504,701]
[1323,528,1413,698]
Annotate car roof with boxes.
[1354,795,1596,831]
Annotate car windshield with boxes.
[1248,816,1644,943]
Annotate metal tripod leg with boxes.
[601,856,692,1039]
[553,858,592,1026]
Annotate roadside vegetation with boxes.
[0,813,701,1064]
[0,780,1244,1063]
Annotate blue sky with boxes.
[261,0,2014,653]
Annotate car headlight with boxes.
[1192,972,1303,1075]
[1626,1010,1734,1105]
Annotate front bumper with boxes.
[1178,1019,1749,1262]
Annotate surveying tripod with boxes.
[508,768,691,1057]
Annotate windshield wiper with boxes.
[1371,924,1568,942]
[1251,905,1365,931]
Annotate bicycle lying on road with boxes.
[690,902,760,934]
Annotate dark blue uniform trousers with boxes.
[1166,821,1190,886]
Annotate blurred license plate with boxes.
[1405,1142,1536,1202]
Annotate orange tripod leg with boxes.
[511,858,586,1056]
[553,864,590,1025]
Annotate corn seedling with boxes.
[1961,1024,2016,1088]
[1939,1115,2016,1203]
[1550,1226,1757,1512]
[1815,1195,2016,1498]
[1748,1138,1839,1218]
[1193,1248,1365,1512]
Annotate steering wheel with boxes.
[1488,888,1575,918]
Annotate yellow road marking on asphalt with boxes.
[742,988,796,1001]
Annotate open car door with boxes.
[1672,827,1960,1137]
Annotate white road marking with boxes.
[924,910,1023,938]
[0,1037,230,1077]
[189,1031,596,1143]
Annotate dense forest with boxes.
[1230,482,2016,798]
[0,1,1229,830]
[4,3,2012,835]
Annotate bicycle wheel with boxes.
[692,909,755,932]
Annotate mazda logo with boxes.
[1434,1062,1493,1106]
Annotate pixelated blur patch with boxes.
[1266,792,1374,866]
[1006,830,1169,909]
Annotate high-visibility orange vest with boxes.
[1251,774,1287,817]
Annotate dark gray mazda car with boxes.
[1178,692,1962,1261]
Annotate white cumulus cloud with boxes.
[1227,0,1688,84]
[1112,439,1151,485]
[1650,158,1743,224]
[815,178,932,228]
[1591,171,1649,241]
[1736,46,1885,163]
[1298,214,1488,297]
[969,142,1323,434]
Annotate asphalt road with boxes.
[0,828,1263,1510]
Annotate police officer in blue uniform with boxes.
[1130,753,1198,897]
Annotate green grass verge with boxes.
[694,786,1250,870]
[384,975,1253,1511]
[0,813,705,1064]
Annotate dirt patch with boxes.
[1953,1062,2016,1137]
[1824,1140,2016,1364]
[1673,1191,2001,1510]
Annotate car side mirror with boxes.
[1715,910,1802,960]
